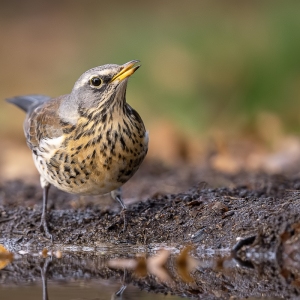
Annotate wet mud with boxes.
[1,160,300,299]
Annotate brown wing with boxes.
[24,95,67,150]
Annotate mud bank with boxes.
[1,163,300,298]
[1,164,300,249]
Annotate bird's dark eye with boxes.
[90,77,102,87]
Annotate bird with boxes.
[7,60,148,240]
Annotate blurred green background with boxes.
[1,0,300,179]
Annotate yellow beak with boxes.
[111,60,140,82]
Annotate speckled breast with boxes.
[34,123,148,196]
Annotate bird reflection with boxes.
[39,256,52,300]
[39,257,128,300]
[112,269,127,300]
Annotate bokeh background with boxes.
[1,0,300,183]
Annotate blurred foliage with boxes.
[0,0,300,138]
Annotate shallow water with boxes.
[0,280,183,300]
[0,240,298,299]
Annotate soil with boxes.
[1,159,300,299]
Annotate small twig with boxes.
[0,217,14,223]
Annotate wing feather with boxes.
[24,95,67,150]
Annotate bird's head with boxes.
[71,60,140,110]
[59,61,140,124]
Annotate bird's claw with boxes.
[39,220,53,241]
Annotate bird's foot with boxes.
[39,219,53,241]
[111,188,128,235]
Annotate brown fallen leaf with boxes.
[0,244,14,269]
[41,248,48,258]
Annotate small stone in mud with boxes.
[212,201,228,213]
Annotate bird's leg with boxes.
[111,187,126,210]
[39,179,53,240]
[111,187,127,232]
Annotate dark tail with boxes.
[6,95,50,113]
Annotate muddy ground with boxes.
[1,160,300,299]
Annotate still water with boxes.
[0,280,182,300]
[0,241,297,299]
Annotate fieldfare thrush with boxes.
[7,60,148,240]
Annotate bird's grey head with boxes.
[59,60,140,124]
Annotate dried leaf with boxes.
[0,244,13,269]
[41,248,48,258]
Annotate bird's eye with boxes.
[90,77,102,87]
